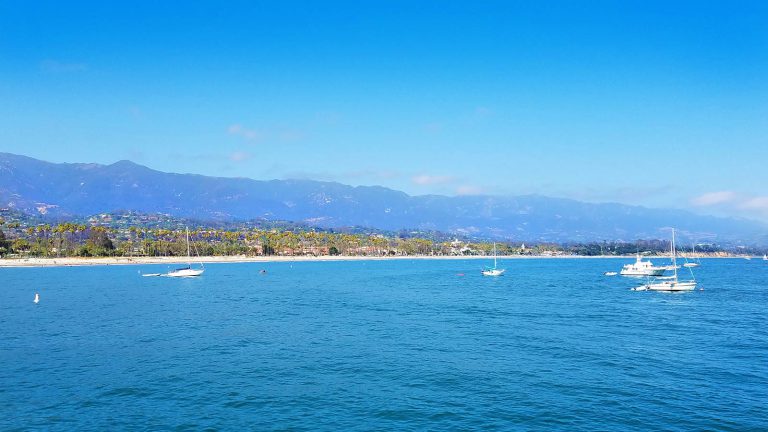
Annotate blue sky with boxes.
[1,1,767,220]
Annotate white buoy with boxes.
[34,292,40,304]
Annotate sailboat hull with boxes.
[164,227,205,277]
[166,268,204,277]
[633,228,696,292]
[638,280,696,291]
[482,242,506,276]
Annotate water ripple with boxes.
[1,259,766,430]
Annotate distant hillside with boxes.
[1,152,766,244]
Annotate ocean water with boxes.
[1,258,766,431]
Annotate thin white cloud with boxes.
[412,174,456,186]
[40,59,88,73]
[423,122,443,134]
[740,196,768,210]
[687,191,768,221]
[313,111,342,126]
[278,129,305,142]
[544,185,672,204]
[690,191,737,206]
[228,124,306,144]
[347,169,400,180]
[284,169,400,182]
[227,124,262,142]
[474,106,493,117]
[127,105,144,119]
[229,151,253,162]
[456,185,484,196]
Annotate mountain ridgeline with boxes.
[1,152,766,244]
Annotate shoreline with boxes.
[0,254,748,268]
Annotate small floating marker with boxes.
[33,292,40,304]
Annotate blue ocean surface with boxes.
[1,258,767,431]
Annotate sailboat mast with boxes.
[671,229,677,280]
[493,243,497,268]
[186,227,191,266]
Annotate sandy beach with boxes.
[0,255,380,268]
[0,255,529,268]
[0,254,726,268]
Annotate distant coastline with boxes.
[0,254,751,268]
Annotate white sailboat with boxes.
[763,254,767,261]
[683,243,700,268]
[634,229,696,292]
[481,243,506,276]
[166,227,205,277]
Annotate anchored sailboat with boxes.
[482,243,506,276]
[683,243,700,268]
[166,227,205,277]
[634,229,695,292]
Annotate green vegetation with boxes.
[0,228,9,257]
[0,210,755,259]
[0,219,740,259]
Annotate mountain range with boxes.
[1,152,766,244]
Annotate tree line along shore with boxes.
[0,221,755,260]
